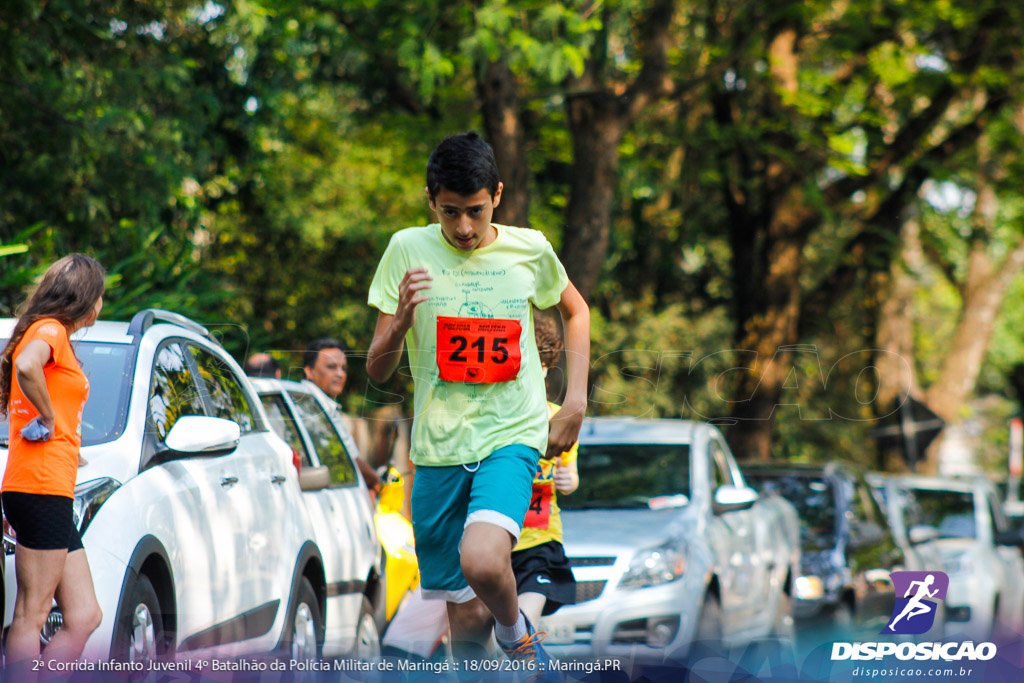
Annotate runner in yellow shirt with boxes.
[512,315,579,624]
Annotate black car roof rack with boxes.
[128,309,212,341]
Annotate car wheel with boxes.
[353,596,381,660]
[111,574,169,666]
[284,577,324,660]
[695,593,723,641]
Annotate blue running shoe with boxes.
[498,612,560,683]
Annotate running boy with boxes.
[366,132,590,667]
[512,315,579,625]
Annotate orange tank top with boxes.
[3,318,89,499]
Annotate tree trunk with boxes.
[557,0,675,303]
[923,173,1024,471]
[561,97,627,302]
[727,191,814,460]
[477,59,530,227]
[925,240,1024,423]
[873,220,925,470]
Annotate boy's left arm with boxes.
[546,279,589,460]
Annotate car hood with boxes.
[560,508,687,554]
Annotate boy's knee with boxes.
[460,550,505,585]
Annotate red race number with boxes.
[523,483,552,529]
[437,316,521,383]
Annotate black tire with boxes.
[110,574,170,666]
[353,596,381,660]
[283,577,324,660]
[695,593,723,641]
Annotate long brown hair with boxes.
[0,254,106,415]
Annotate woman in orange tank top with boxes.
[0,254,106,672]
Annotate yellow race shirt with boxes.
[515,402,579,550]
[368,224,568,467]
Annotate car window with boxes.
[261,394,313,467]
[288,391,357,487]
[987,493,1008,535]
[709,440,734,489]
[851,479,882,526]
[746,473,838,551]
[562,443,691,510]
[911,488,976,539]
[188,345,255,434]
[149,342,206,441]
[0,338,134,448]
[895,486,925,531]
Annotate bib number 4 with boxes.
[524,484,552,529]
[437,317,522,383]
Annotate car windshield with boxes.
[560,443,690,510]
[0,339,134,448]
[745,472,838,551]
[910,488,976,539]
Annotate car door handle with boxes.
[271,475,287,485]
[220,477,239,487]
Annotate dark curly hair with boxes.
[534,315,563,370]
[426,132,500,199]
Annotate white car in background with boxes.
[543,418,801,660]
[249,377,384,657]
[884,475,1024,640]
[0,310,384,662]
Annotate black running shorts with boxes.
[2,491,83,552]
[511,540,577,616]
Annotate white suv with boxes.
[0,310,384,662]
[249,377,384,658]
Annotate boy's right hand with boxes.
[394,268,432,332]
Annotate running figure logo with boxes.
[883,571,949,635]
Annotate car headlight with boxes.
[942,552,972,576]
[794,575,826,600]
[619,542,687,590]
[72,478,121,536]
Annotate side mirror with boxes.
[299,466,330,492]
[909,524,939,545]
[713,485,759,514]
[163,416,240,458]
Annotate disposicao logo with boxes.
[883,570,948,635]
[831,569,997,663]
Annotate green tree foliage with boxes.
[0,0,234,316]
[3,0,1024,471]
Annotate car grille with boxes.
[570,556,617,567]
[576,580,607,603]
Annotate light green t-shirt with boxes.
[368,223,568,467]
